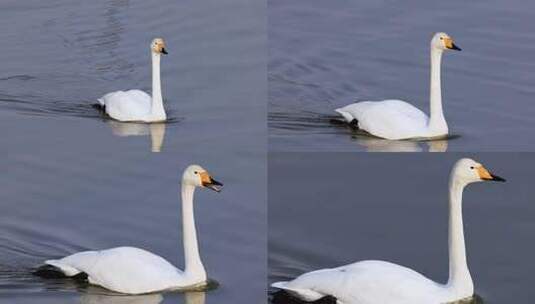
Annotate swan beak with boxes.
[478,166,506,182]
[445,38,461,51]
[204,178,223,192]
[450,43,461,51]
[200,171,223,192]
[161,48,168,55]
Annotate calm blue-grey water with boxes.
[269,153,535,303]
[269,0,535,152]
[0,0,266,303]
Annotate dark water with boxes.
[268,153,535,303]
[0,0,266,303]
[269,0,535,152]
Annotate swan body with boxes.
[272,158,505,304]
[335,32,461,140]
[45,247,191,294]
[273,260,450,304]
[98,90,153,122]
[98,38,168,122]
[43,165,223,294]
[336,100,429,140]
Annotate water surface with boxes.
[269,153,535,303]
[269,0,535,151]
[0,0,266,303]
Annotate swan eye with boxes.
[470,166,474,169]
[440,37,443,40]
[194,171,198,174]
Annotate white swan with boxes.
[42,165,223,294]
[272,158,505,304]
[98,38,168,122]
[335,32,461,140]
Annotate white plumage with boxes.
[98,90,154,122]
[272,158,506,304]
[46,247,188,294]
[98,38,168,122]
[336,100,428,140]
[273,261,447,304]
[42,165,224,294]
[336,32,461,140]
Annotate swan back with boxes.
[336,100,429,139]
[273,261,449,304]
[47,247,185,294]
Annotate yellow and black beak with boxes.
[444,37,462,51]
[477,166,506,182]
[200,171,223,192]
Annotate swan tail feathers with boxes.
[271,281,324,301]
[33,263,88,282]
[33,264,69,278]
[335,108,355,124]
[271,281,289,289]
[44,259,82,277]
[92,103,106,112]
[94,95,106,112]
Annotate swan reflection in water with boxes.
[80,291,205,304]
[107,121,166,152]
[328,116,450,152]
[355,136,449,152]
[80,293,163,304]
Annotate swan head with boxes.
[151,38,168,55]
[452,158,505,185]
[183,165,223,192]
[431,32,461,52]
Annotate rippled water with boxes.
[0,0,266,303]
[269,0,535,152]
[269,153,535,303]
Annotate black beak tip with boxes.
[211,179,223,187]
[161,48,168,55]
[451,43,462,51]
[491,175,506,182]
[205,179,223,192]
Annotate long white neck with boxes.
[151,52,166,121]
[181,184,206,280]
[428,48,447,135]
[446,176,473,296]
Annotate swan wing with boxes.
[45,246,185,294]
[336,100,429,140]
[272,260,444,304]
[98,90,152,122]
